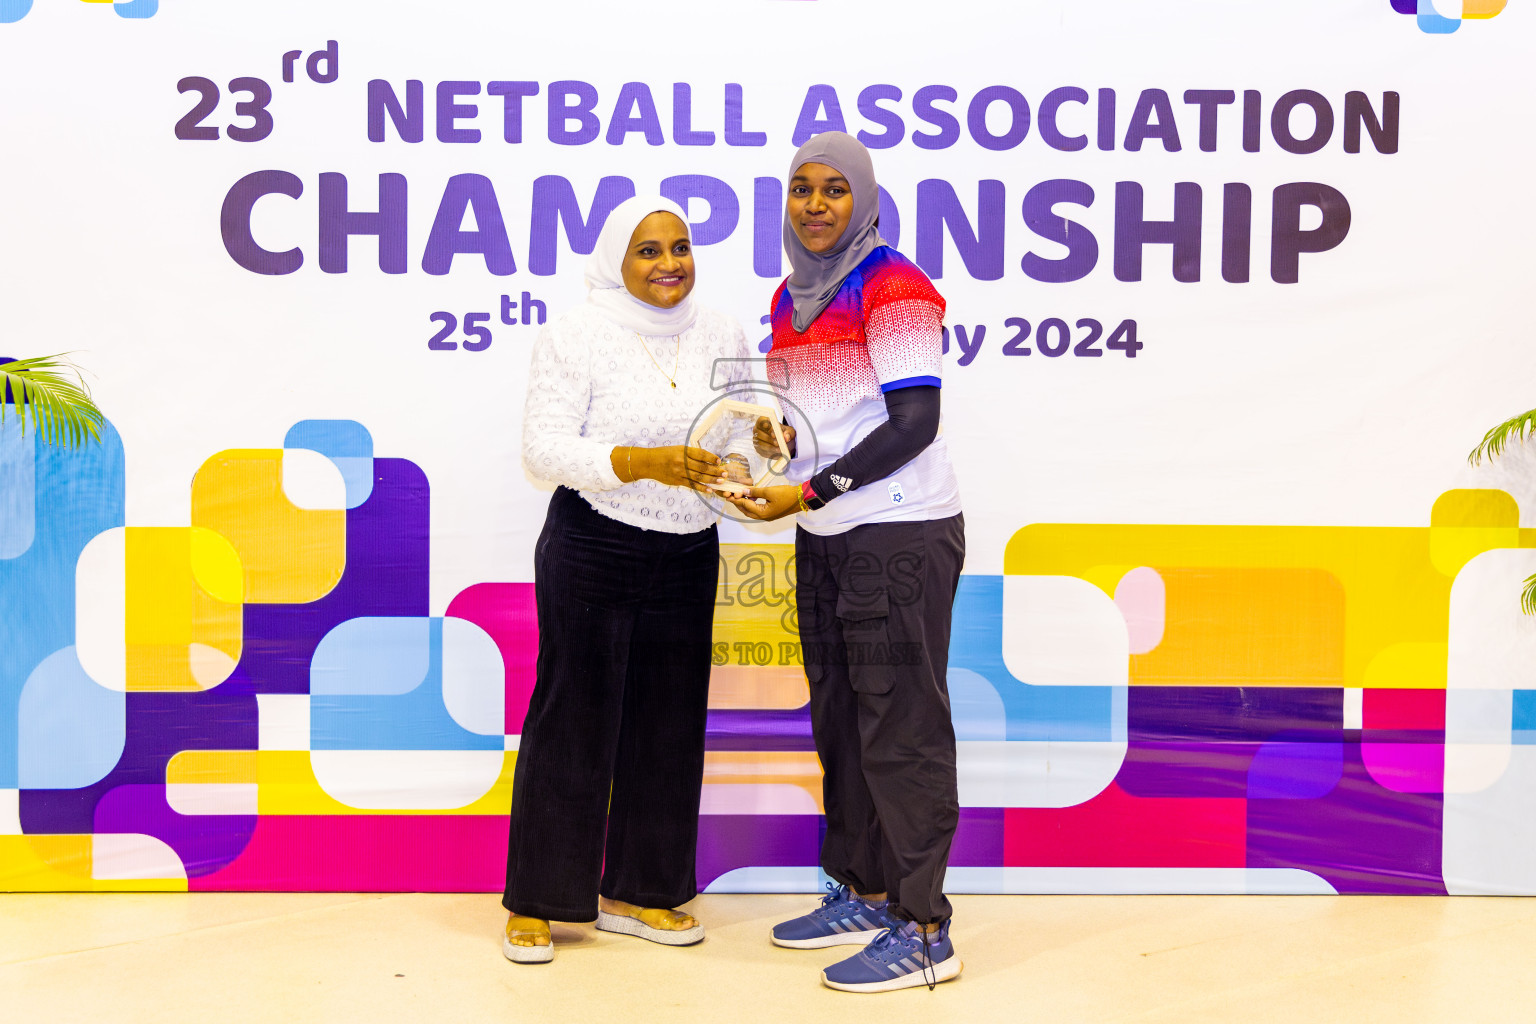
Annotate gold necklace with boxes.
[636,333,680,389]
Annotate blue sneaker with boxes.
[770,883,896,949]
[821,920,962,993]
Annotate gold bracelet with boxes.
[797,494,810,512]
[625,447,634,483]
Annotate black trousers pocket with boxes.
[838,590,893,695]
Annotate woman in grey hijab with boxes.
[728,132,967,994]
[780,131,888,331]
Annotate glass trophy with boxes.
[688,398,794,496]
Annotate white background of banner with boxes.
[1,0,1533,612]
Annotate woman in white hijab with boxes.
[501,196,749,963]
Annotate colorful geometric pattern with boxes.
[3,408,1534,894]
[1391,0,1508,35]
[0,0,159,24]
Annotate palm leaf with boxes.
[0,354,105,448]
[1468,407,1536,465]
[1469,413,1536,615]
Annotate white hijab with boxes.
[584,195,698,337]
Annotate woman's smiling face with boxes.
[787,162,854,254]
[621,212,695,309]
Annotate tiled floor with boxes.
[5,892,1535,1023]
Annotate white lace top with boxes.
[521,304,753,534]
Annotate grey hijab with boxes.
[783,131,887,332]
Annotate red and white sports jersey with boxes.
[769,247,963,536]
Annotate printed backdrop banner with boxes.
[1,0,1534,894]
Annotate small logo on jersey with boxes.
[831,474,852,492]
[888,481,905,504]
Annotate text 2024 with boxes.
[943,318,1142,366]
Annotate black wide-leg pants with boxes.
[796,514,965,925]
[502,486,718,921]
